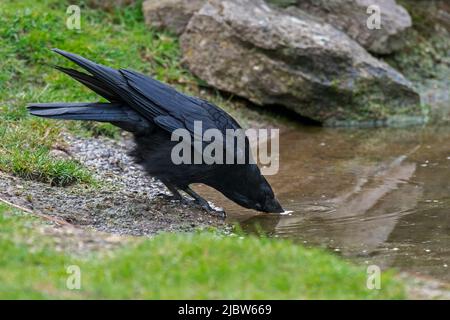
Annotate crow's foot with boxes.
[159,179,184,202]
[184,187,226,218]
[157,193,197,207]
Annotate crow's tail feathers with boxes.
[51,48,164,119]
[51,48,124,99]
[27,102,151,133]
[54,66,119,102]
[28,102,130,121]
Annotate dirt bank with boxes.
[0,132,226,236]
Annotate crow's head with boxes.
[219,164,284,213]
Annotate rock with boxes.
[294,0,412,54]
[147,0,414,53]
[49,149,72,160]
[142,0,205,35]
[180,0,422,126]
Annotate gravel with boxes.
[0,132,225,237]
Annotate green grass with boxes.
[0,0,177,185]
[0,148,93,186]
[0,0,195,185]
[0,203,406,299]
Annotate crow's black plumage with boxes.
[28,49,284,214]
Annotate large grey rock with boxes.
[140,0,412,53]
[180,0,422,125]
[142,0,205,35]
[295,0,413,54]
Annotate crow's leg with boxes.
[184,187,226,218]
[158,179,183,201]
[184,187,211,210]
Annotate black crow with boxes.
[28,49,284,215]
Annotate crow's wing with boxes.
[120,69,252,162]
[52,49,243,134]
[119,69,242,135]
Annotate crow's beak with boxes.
[263,197,284,213]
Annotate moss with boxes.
[322,76,424,126]
[384,1,450,81]
[266,0,299,8]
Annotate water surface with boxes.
[196,125,450,282]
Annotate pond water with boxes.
[196,125,450,282]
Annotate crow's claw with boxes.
[156,193,182,202]
[194,199,226,218]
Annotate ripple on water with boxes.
[202,126,450,282]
